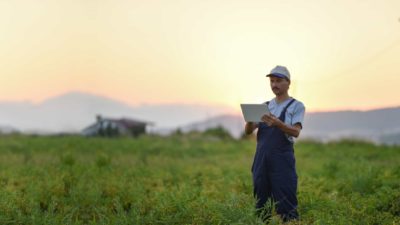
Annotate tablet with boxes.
[240,104,270,122]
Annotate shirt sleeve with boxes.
[291,102,305,128]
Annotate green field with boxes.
[0,134,399,224]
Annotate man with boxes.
[244,65,305,222]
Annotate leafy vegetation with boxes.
[0,135,398,224]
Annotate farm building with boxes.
[82,115,153,137]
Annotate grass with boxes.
[0,134,398,224]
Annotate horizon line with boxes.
[0,90,399,113]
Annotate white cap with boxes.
[266,65,290,80]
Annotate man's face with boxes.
[269,76,290,96]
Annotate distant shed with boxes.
[82,115,153,137]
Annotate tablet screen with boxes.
[240,104,270,122]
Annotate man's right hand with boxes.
[245,122,257,135]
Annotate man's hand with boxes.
[261,113,283,127]
[244,122,257,135]
[261,113,302,138]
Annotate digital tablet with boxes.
[240,104,270,122]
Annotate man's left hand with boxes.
[261,113,283,127]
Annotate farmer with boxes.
[244,65,305,222]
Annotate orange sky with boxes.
[1,0,400,113]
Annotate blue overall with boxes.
[252,98,299,221]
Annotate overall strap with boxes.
[279,98,296,118]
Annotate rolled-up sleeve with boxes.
[292,102,305,129]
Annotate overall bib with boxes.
[252,98,299,221]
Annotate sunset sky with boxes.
[1,0,400,113]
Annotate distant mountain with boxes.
[301,108,400,143]
[179,107,400,144]
[2,92,399,144]
[0,125,18,134]
[0,92,235,133]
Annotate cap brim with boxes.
[266,73,287,79]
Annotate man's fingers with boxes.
[261,114,273,120]
[261,116,273,126]
[260,113,277,127]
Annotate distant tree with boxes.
[203,126,233,140]
[170,128,183,136]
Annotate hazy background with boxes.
[1,0,399,142]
